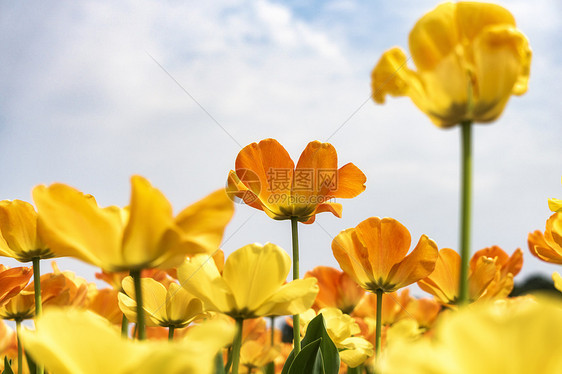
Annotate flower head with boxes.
[33,176,234,272]
[371,2,531,127]
[528,212,562,264]
[177,242,319,319]
[332,217,438,293]
[0,265,32,308]
[227,139,366,223]
[0,200,53,262]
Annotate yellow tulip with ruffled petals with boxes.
[372,2,531,128]
[33,175,234,272]
[178,242,318,319]
[118,276,206,329]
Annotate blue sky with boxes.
[1,0,561,293]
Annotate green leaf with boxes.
[263,361,275,374]
[281,314,340,374]
[287,338,323,374]
[2,357,14,374]
[24,351,36,374]
[214,351,226,374]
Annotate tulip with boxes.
[528,212,562,264]
[332,216,438,358]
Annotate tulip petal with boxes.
[255,277,318,317]
[33,184,124,269]
[177,254,234,313]
[122,176,175,268]
[235,139,294,216]
[174,189,234,255]
[222,243,291,314]
[418,248,460,304]
[387,235,439,291]
[333,163,366,198]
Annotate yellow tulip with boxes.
[20,308,235,374]
[33,175,234,272]
[0,200,53,262]
[118,276,206,328]
[378,297,562,374]
[300,308,373,368]
[371,2,531,127]
[177,242,319,319]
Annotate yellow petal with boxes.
[121,176,175,269]
[20,309,139,374]
[254,277,318,317]
[222,243,291,315]
[549,198,562,213]
[472,26,532,122]
[553,272,562,293]
[33,183,124,270]
[174,188,234,256]
[417,248,460,304]
[177,254,234,314]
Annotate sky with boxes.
[1,0,561,295]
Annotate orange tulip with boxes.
[227,139,366,223]
[418,248,497,305]
[332,217,438,293]
[469,246,522,300]
[528,212,562,264]
[88,288,122,325]
[0,265,32,308]
[304,266,365,314]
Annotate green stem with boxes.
[347,365,360,374]
[458,121,473,305]
[32,257,44,374]
[224,346,233,373]
[32,257,42,317]
[290,217,301,354]
[375,289,383,359]
[16,319,22,374]
[130,270,146,340]
[168,326,175,341]
[231,318,244,374]
[121,314,129,338]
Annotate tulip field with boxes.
[1,1,562,374]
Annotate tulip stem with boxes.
[32,257,44,374]
[32,257,42,317]
[168,326,175,341]
[458,121,473,305]
[375,289,383,358]
[121,314,129,338]
[231,318,244,374]
[290,216,301,354]
[16,319,22,374]
[131,270,146,340]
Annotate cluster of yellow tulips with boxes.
[1,2,560,374]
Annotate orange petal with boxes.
[418,248,460,304]
[333,163,366,199]
[355,217,412,283]
[386,235,439,291]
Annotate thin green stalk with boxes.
[231,318,244,374]
[130,270,146,340]
[32,257,42,317]
[168,326,175,341]
[347,365,360,374]
[224,346,233,373]
[121,314,129,338]
[290,217,301,354]
[32,257,43,374]
[375,289,383,359]
[458,121,473,305]
[16,319,22,374]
